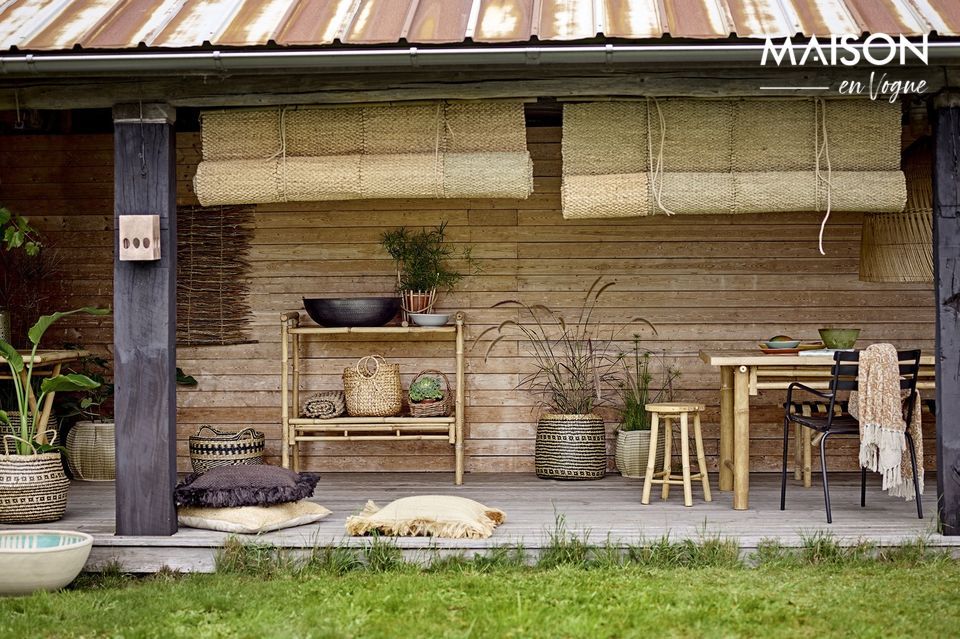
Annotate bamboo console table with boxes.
[280,312,466,484]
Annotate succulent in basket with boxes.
[409,376,445,404]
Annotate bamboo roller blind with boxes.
[561,99,906,219]
[193,101,533,206]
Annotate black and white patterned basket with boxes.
[535,414,606,480]
[189,426,265,474]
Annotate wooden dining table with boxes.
[0,349,89,444]
[699,350,936,511]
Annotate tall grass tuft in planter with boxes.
[0,307,108,523]
[613,338,681,478]
[477,278,655,480]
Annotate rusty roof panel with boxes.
[274,0,352,45]
[1,0,957,52]
[406,0,474,43]
[473,0,535,42]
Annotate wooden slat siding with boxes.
[933,93,960,535]
[111,104,178,535]
[0,126,937,475]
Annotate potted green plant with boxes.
[613,338,681,478]
[380,221,476,317]
[0,307,108,523]
[407,370,450,417]
[0,206,42,343]
[477,278,654,480]
[58,351,115,481]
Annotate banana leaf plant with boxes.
[0,307,109,455]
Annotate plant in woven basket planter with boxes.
[613,336,681,479]
[476,278,656,481]
[56,349,116,482]
[380,221,478,316]
[0,307,109,523]
[407,370,451,418]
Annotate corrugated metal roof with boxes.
[1,0,957,52]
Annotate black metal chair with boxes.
[780,349,923,524]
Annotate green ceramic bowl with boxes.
[818,328,861,349]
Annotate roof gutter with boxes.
[3,41,960,75]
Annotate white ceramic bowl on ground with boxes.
[409,313,450,327]
[0,530,93,596]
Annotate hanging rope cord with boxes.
[270,107,290,202]
[814,97,833,256]
[646,97,676,216]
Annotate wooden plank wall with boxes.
[0,126,937,474]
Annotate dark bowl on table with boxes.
[302,297,400,327]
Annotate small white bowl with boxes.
[410,313,450,327]
[0,530,93,596]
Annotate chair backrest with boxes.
[830,349,923,418]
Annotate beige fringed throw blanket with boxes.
[849,344,923,500]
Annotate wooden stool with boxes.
[641,402,712,507]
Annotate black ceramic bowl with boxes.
[302,297,400,327]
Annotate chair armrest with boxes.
[785,382,833,406]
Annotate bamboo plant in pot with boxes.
[614,339,681,478]
[0,307,108,523]
[380,222,476,320]
[478,278,654,480]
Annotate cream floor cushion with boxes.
[345,495,506,539]
[178,500,331,534]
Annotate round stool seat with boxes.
[644,401,705,414]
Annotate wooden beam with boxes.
[0,65,952,109]
[113,102,178,536]
[933,90,960,536]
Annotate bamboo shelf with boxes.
[280,311,466,484]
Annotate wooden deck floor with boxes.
[2,473,954,572]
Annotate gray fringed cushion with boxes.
[174,465,319,508]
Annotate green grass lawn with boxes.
[2,554,959,638]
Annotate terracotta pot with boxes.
[403,291,435,314]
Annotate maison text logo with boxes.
[759,34,929,102]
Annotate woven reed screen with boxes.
[193,101,533,205]
[561,99,906,219]
[859,140,934,283]
[177,205,254,346]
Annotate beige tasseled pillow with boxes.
[178,500,331,534]
[345,495,505,539]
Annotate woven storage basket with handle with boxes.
[0,429,69,524]
[408,369,452,418]
[342,355,403,417]
[189,426,265,474]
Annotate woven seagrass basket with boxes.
[408,370,452,418]
[0,452,69,524]
[342,355,403,417]
[189,426,265,474]
[66,421,115,481]
[535,414,606,480]
[615,428,665,479]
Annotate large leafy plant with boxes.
[56,349,114,423]
[0,307,109,455]
[380,222,476,293]
[477,278,655,415]
[0,206,41,257]
[615,337,681,431]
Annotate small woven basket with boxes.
[0,430,69,524]
[302,391,346,419]
[66,421,116,481]
[343,355,403,417]
[408,370,452,418]
[189,426,265,474]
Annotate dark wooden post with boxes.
[933,91,960,535]
[113,103,178,536]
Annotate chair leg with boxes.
[780,416,791,510]
[820,433,832,524]
[860,466,867,508]
[661,417,673,500]
[905,431,923,519]
[641,413,660,505]
[794,421,802,481]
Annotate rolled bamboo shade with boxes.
[194,101,533,206]
[561,99,906,219]
[859,141,934,283]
